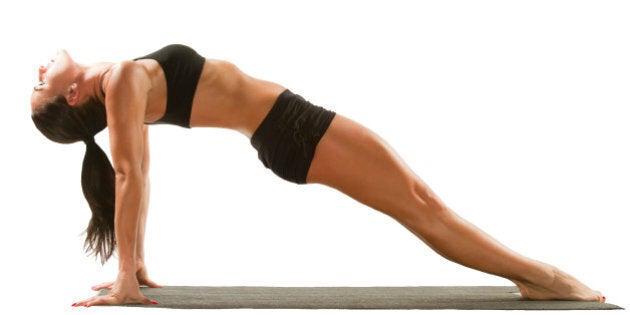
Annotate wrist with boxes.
[116,270,139,283]
[118,260,137,274]
[136,259,147,271]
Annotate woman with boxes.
[30,44,604,307]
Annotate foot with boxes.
[513,264,604,302]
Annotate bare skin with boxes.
[306,115,603,302]
[31,49,604,307]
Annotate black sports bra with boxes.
[134,44,206,128]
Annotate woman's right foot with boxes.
[513,264,604,302]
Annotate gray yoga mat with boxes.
[97,286,622,310]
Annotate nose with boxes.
[38,65,47,81]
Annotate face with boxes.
[31,49,76,111]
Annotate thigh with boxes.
[306,114,439,219]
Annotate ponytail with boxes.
[81,137,116,264]
[32,96,116,264]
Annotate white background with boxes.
[1,1,628,314]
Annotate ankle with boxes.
[516,261,557,287]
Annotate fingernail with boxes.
[603,296,606,302]
[151,301,159,305]
[71,303,76,307]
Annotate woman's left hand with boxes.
[135,262,164,289]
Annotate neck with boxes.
[77,62,114,104]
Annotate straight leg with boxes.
[306,114,603,301]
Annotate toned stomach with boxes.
[188,59,286,137]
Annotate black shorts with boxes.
[251,89,336,184]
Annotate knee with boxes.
[394,180,452,229]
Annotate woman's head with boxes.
[30,49,103,141]
[31,50,84,111]
[31,50,116,264]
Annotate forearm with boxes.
[115,172,144,273]
[136,124,151,264]
[136,177,150,263]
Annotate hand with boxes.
[91,262,163,291]
[74,274,158,307]
[136,262,164,289]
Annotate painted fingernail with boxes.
[602,296,606,302]
[71,303,76,307]
[151,301,159,305]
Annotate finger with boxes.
[141,296,159,305]
[85,294,121,307]
[91,282,114,291]
[73,296,98,307]
[72,297,90,307]
[143,279,164,288]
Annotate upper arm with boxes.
[105,61,151,177]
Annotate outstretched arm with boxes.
[74,62,157,307]
[135,125,162,288]
[91,125,162,292]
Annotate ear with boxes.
[66,83,80,106]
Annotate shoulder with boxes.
[103,60,151,95]
[103,61,151,120]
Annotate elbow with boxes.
[115,168,143,183]
[115,169,144,194]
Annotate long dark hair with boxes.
[32,96,116,264]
